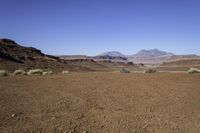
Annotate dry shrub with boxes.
[42,71,53,76]
[62,70,69,74]
[13,69,26,76]
[27,69,43,75]
[188,68,200,74]
[0,70,9,76]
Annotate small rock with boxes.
[52,117,56,120]
[83,131,88,133]
[11,114,16,117]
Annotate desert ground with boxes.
[0,72,200,133]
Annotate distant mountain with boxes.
[59,49,200,65]
[98,51,126,57]
[94,51,127,62]
[127,49,174,64]
[132,49,174,57]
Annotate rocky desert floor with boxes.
[0,72,200,133]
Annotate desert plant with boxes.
[47,71,53,75]
[0,70,9,76]
[42,70,53,75]
[144,69,157,73]
[120,68,130,73]
[62,70,69,74]
[27,69,44,75]
[188,68,200,74]
[42,72,48,76]
[13,69,26,76]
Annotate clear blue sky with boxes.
[0,0,200,55]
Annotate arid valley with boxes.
[1,0,200,132]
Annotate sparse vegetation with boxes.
[42,71,53,76]
[188,68,200,74]
[120,68,130,73]
[27,69,44,75]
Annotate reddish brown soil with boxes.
[0,73,200,133]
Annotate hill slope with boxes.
[0,39,94,72]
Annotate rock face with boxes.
[0,38,46,63]
[0,39,88,72]
[1,38,128,72]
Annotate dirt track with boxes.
[0,72,200,133]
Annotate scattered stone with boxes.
[11,114,16,117]
[83,131,88,133]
